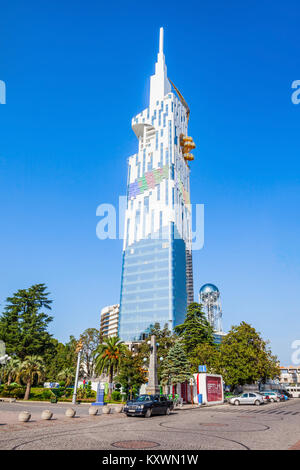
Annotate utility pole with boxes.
[72,339,83,405]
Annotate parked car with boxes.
[123,394,174,418]
[261,394,270,403]
[261,391,281,402]
[229,392,264,406]
[279,389,291,399]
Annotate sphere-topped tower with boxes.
[199,283,223,333]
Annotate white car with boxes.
[229,392,264,406]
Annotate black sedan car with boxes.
[123,394,174,418]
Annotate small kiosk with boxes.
[193,373,224,405]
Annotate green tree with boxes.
[0,284,53,360]
[2,357,21,385]
[189,343,220,374]
[115,349,147,400]
[160,341,191,385]
[218,322,280,390]
[44,336,78,381]
[174,302,214,354]
[94,337,127,400]
[17,355,45,400]
[79,328,101,378]
[57,367,76,387]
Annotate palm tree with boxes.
[57,367,75,387]
[4,357,21,385]
[94,337,127,400]
[17,356,45,400]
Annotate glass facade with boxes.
[119,224,187,342]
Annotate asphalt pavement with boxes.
[1,399,300,450]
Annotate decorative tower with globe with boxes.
[199,283,223,333]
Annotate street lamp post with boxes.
[72,340,83,405]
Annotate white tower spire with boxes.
[149,27,171,110]
[159,27,164,53]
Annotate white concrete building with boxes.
[280,366,300,385]
[100,304,119,339]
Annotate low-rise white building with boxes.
[280,366,300,385]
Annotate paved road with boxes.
[1,399,300,450]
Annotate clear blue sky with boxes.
[0,1,299,364]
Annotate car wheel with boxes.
[145,409,152,418]
[255,400,260,406]
[234,400,240,406]
[165,407,171,416]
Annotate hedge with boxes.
[0,385,97,402]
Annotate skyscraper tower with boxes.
[118,28,195,342]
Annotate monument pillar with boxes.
[146,335,160,395]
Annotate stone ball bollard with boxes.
[114,405,123,413]
[88,407,98,416]
[65,408,76,418]
[102,405,111,414]
[18,411,31,422]
[41,410,53,420]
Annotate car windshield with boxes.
[135,395,151,402]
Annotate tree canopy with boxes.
[217,322,280,389]
[79,328,101,378]
[189,342,220,375]
[160,341,191,385]
[0,284,53,360]
[115,349,147,399]
[94,336,127,399]
[174,302,214,353]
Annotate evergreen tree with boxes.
[0,284,53,360]
[160,341,191,385]
[174,302,214,353]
